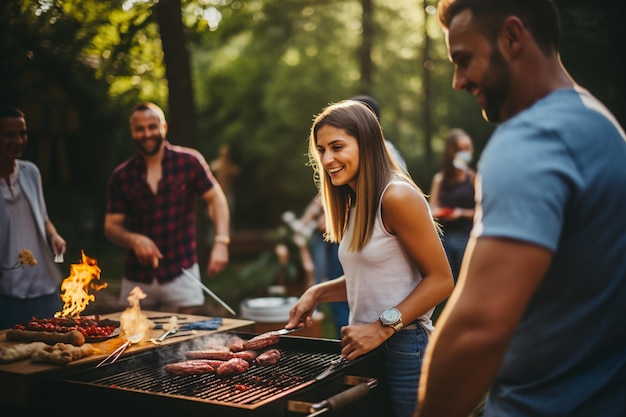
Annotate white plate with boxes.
[239,297,298,322]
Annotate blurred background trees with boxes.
[1,0,624,263]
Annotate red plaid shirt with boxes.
[106,143,215,283]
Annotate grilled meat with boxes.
[254,349,281,366]
[242,331,280,351]
[163,359,219,376]
[229,350,259,362]
[216,357,250,377]
[227,335,245,352]
[185,348,231,361]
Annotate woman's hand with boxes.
[340,322,394,360]
[285,287,319,330]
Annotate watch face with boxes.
[381,308,400,324]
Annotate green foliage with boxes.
[231,224,306,296]
[2,0,624,233]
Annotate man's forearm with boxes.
[207,194,230,239]
[104,222,140,249]
[44,219,59,241]
[415,322,506,417]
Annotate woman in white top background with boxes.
[286,100,453,417]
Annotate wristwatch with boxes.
[379,307,404,332]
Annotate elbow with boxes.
[103,221,116,242]
[441,277,455,304]
[445,277,455,297]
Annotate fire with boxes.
[55,250,107,318]
[119,286,154,341]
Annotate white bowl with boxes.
[239,296,298,322]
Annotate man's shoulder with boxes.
[514,88,613,128]
[109,154,142,182]
[166,143,205,160]
[16,160,41,180]
[17,159,39,171]
[497,87,624,151]
[112,155,137,173]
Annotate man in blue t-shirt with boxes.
[416,1,626,417]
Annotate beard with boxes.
[4,143,25,160]
[135,133,164,156]
[476,48,511,123]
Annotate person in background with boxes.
[428,128,476,322]
[210,144,240,215]
[0,106,67,329]
[349,95,408,171]
[286,100,454,417]
[416,1,626,416]
[104,102,230,315]
[429,128,476,280]
[297,193,349,339]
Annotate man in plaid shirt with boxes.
[105,102,230,314]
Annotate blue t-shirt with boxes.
[474,88,626,416]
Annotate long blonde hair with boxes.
[308,100,416,251]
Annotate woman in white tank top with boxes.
[285,100,454,417]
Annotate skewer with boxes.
[180,268,236,315]
[95,333,142,367]
[96,341,129,367]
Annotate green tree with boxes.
[1,0,624,236]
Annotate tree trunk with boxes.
[358,0,374,93]
[155,0,209,266]
[421,0,434,165]
[154,0,198,148]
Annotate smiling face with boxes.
[315,124,360,190]
[0,116,28,163]
[129,109,166,156]
[446,9,511,122]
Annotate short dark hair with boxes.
[437,0,561,54]
[130,102,166,124]
[0,105,25,120]
[349,95,381,120]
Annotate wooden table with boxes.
[0,311,255,408]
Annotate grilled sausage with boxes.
[229,350,259,362]
[254,349,281,366]
[164,359,219,376]
[185,349,231,361]
[227,335,245,352]
[216,357,250,377]
[242,331,280,351]
[6,329,85,346]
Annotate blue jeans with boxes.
[442,231,470,281]
[383,323,429,417]
[433,231,470,323]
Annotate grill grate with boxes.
[66,347,341,407]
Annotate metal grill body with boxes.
[43,333,389,417]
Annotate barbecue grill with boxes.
[41,332,389,416]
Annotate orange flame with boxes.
[55,250,107,318]
[119,286,154,341]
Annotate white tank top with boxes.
[338,180,434,331]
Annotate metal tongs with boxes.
[96,333,142,367]
[150,316,179,345]
[181,268,236,315]
[315,356,350,380]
